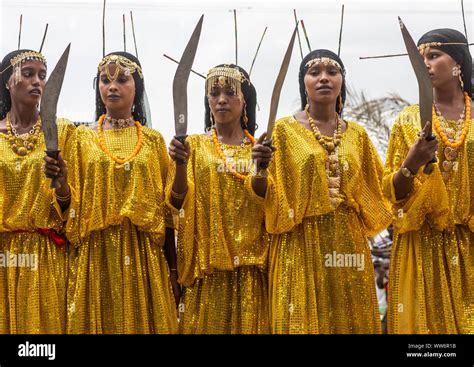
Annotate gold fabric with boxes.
[166,134,270,334]
[65,125,178,334]
[383,105,474,334]
[0,119,75,333]
[264,116,391,334]
[179,267,269,334]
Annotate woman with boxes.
[382,29,474,334]
[252,49,392,333]
[0,49,75,333]
[56,52,179,333]
[167,64,270,334]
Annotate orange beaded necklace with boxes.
[97,114,143,165]
[211,127,256,180]
[433,92,471,149]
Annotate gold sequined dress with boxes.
[64,125,178,334]
[383,105,474,334]
[166,134,270,334]
[0,118,75,333]
[263,116,391,334]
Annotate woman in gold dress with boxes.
[252,49,391,333]
[61,52,179,333]
[0,49,75,333]
[167,64,270,334]
[383,28,474,334]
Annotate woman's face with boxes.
[99,63,136,114]
[422,48,459,90]
[207,84,244,126]
[7,60,46,108]
[304,61,343,106]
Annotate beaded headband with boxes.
[417,41,468,54]
[206,66,250,97]
[98,54,144,81]
[305,57,344,75]
[0,51,47,85]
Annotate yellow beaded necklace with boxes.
[211,127,256,181]
[97,114,143,165]
[433,92,471,149]
[5,112,42,156]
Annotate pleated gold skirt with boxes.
[0,231,68,333]
[179,266,270,334]
[67,219,178,334]
[388,223,474,334]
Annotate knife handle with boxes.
[258,138,273,170]
[45,150,62,189]
[175,135,188,165]
[423,134,437,175]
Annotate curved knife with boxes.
[398,17,436,174]
[40,43,71,188]
[173,15,204,165]
[259,25,298,169]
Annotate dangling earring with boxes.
[453,65,464,90]
[338,94,344,115]
[305,90,309,110]
[242,102,249,128]
[132,104,136,113]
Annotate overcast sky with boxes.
[0,0,472,144]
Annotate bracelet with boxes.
[171,189,187,200]
[55,192,71,202]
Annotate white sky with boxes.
[0,0,472,144]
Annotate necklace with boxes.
[211,127,256,180]
[105,115,135,129]
[5,112,42,156]
[304,104,343,207]
[433,92,471,180]
[97,114,143,165]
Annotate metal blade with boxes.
[40,43,71,151]
[173,15,204,137]
[266,25,298,139]
[398,17,433,134]
[398,17,435,174]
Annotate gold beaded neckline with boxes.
[304,104,343,208]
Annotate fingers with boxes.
[168,138,189,162]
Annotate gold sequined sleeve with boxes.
[165,137,198,285]
[349,126,392,236]
[263,117,333,234]
[50,119,77,223]
[382,106,450,233]
[0,118,75,232]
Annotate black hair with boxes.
[94,51,147,125]
[298,49,347,115]
[0,49,46,120]
[418,28,472,96]
[204,64,257,136]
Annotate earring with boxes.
[5,84,9,90]
[132,104,136,113]
[338,94,344,115]
[242,103,249,128]
[305,90,309,107]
